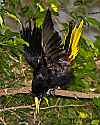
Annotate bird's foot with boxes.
[46,86,61,96]
[32,97,40,114]
[46,88,55,96]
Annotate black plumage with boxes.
[21,9,74,99]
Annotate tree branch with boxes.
[0,87,31,96]
[0,87,100,99]
[54,89,100,99]
[88,11,100,14]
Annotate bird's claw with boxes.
[46,88,55,96]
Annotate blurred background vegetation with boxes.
[0,0,100,124]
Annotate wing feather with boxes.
[42,9,63,63]
[21,21,42,67]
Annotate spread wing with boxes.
[42,9,64,63]
[21,21,42,67]
[21,9,83,67]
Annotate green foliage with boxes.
[93,97,100,108]
[91,120,100,125]
[95,36,100,53]
[86,16,100,30]
[0,0,100,124]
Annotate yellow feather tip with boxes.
[67,20,84,62]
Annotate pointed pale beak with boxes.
[34,97,40,114]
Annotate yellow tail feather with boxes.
[66,20,84,63]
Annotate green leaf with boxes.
[37,3,45,12]
[86,17,100,30]
[82,35,95,49]
[91,120,100,125]
[95,36,100,52]
[93,97,100,108]
[51,3,58,12]
[8,38,29,46]
[82,34,99,56]
[0,15,3,26]
[78,111,88,119]
[6,12,21,24]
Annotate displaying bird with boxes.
[21,9,83,113]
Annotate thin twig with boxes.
[40,104,88,110]
[0,104,92,112]
[0,117,7,125]
[7,53,19,62]
[88,11,100,14]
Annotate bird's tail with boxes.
[65,20,84,63]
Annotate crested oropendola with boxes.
[21,9,83,113]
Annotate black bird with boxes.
[21,9,83,112]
